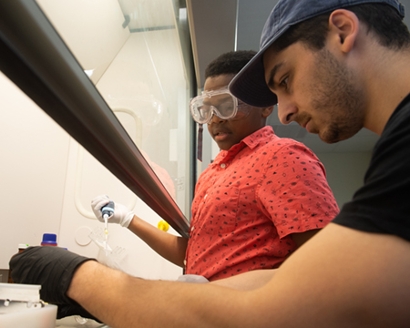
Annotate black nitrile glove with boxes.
[9,246,100,321]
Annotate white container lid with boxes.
[18,243,29,249]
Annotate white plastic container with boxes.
[0,302,57,328]
[0,283,57,328]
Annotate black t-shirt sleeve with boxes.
[333,94,410,241]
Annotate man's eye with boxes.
[218,104,234,112]
[279,76,288,88]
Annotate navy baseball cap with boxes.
[229,0,405,107]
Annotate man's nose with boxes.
[277,100,297,125]
[208,110,225,124]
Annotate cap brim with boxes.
[229,46,277,108]
[229,16,294,108]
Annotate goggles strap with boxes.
[197,123,203,162]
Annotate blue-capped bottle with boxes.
[41,233,58,246]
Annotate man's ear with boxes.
[262,105,274,118]
[328,9,359,53]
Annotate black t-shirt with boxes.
[333,93,410,241]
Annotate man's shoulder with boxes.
[377,93,410,148]
[385,93,410,129]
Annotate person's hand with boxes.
[9,246,100,321]
[91,195,134,228]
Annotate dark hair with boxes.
[272,3,410,53]
[205,50,257,78]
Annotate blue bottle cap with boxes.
[41,233,57,245]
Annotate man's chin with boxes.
[318,130,341,144]
[319,131,354,144]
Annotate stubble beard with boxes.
[311,49,366,144]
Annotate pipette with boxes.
[101,201,115,250]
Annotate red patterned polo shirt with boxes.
[185,126,339,281]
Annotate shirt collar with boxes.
[213,126,274,164]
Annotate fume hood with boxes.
[0,0,194,284]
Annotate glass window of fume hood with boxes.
[35,0,194,218]
[0,0,193,277]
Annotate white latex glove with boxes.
[91,195,134,228]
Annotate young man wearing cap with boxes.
[9,0,410,327]
[90,50,337,283]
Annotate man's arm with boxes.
[210,268,277,290]
[67,223,410,328]
[67,261,252,328]
[128,214,188,267]
[91,195,188,267]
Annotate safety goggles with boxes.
[190,87,251,124]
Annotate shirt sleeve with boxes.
[257,141,339,238]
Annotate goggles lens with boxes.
[190,88,250,124]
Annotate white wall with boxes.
[0,72,70,268]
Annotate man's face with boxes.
[263,41,366,143]
[204,74,272,150]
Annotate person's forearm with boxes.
[210,269,277,290]
[128,215,188,266]
[67,261,254,328]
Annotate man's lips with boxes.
[301,119,316,134]
[213,130,230,141]
[212,129,230,136]
[300,119,308,128]
[300,118,311,130]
